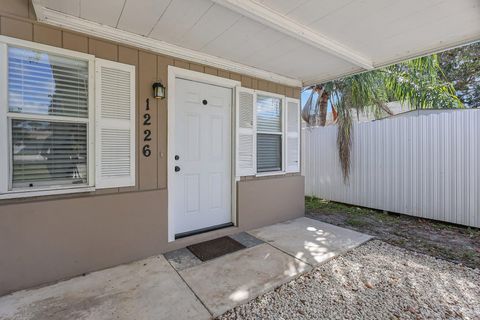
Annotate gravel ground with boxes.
[218,240,480,320]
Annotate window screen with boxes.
[11,120,87,188]
[8,47,88,117]
[256,95,282,173]
[257,134,282,172]
[7,46,89,190]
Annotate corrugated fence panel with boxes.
[303,110,480,228]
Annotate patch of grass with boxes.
[345,217,368,228]
[466,227,479,237]
[306,197,403,225]
[432,245,464,261]
[393,238,407,245]
[431,220,458,230]
[306,196,380,216]
[462,251,476,260]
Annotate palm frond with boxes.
[311,54,463,183]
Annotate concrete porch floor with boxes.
[0,217,372,319]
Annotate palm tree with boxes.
[303,55,463,182]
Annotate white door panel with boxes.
[174,78,232,235]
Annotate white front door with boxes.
[173,78,232,236]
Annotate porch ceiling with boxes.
[33,0,480,86]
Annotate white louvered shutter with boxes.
[235,87,256,176]
[95,59,135,188]
[285,97,300,173]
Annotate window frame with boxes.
[254,90,286,176]
[0,36,95,199]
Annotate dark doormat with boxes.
[187,236,246,262]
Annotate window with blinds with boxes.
[11,120,87,188]
[256,95,282,173]
[7,46,90,190]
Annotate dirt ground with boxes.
[306,197,480,269]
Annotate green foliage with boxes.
[305,196,381,216]
[385,56,463,109]
[345,217,368,227]
[438,41,480,108]
[329,55,463,114]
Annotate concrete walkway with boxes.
[0,217,372,319]
[249,217,373,266]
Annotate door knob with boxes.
[175,155,180,160]
[175,166,181,172]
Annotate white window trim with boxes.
[0,186,95,200]
[254,90,285,100]
[0,43,9,196]
[255,171,286,177]
[254,90,286,177]
[0,35,95,199]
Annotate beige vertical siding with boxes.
[33,24,61,46]
[1,0,30,18]
[138,52,159,190]
[1,16,32,40]
[62,31,89,53]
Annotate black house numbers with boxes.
[142,98,152,157]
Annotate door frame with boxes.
[167,66,241,242]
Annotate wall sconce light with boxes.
[152,82,165,99]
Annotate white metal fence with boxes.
[303,109,480,228]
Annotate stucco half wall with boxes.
[0,190,167,296]
[0,176,304,296]
[238,175,305,230]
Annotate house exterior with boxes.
[0,0,478,296]
[0,1,305,296]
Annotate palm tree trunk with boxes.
[319,91,329,126]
